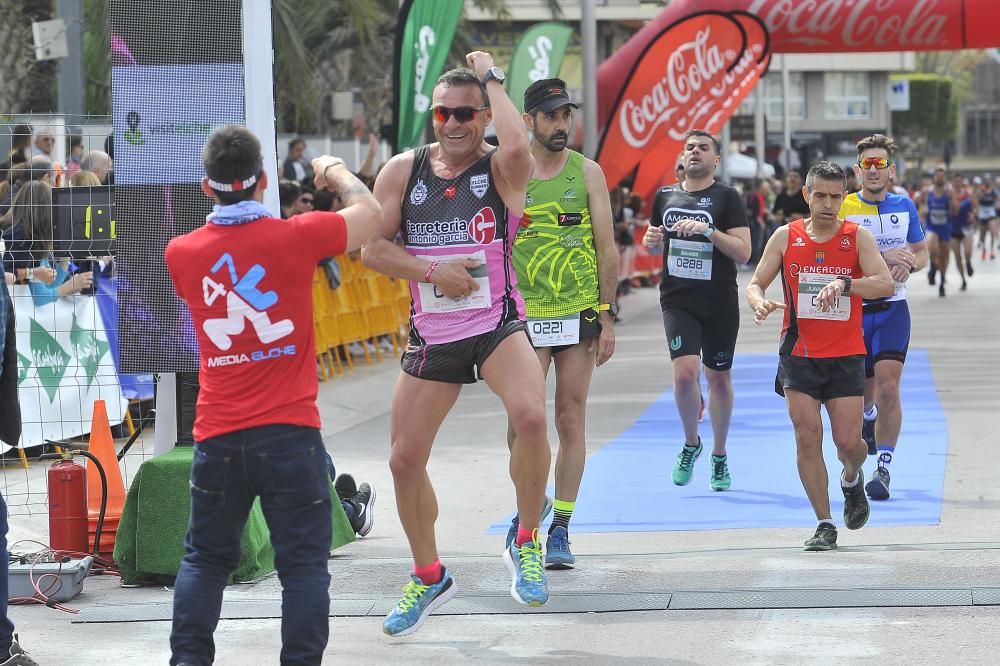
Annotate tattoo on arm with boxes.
[327,166,372,205]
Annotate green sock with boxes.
[549,499,575,533]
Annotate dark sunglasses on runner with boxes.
[858,157,891,170]
[432,105,488,123]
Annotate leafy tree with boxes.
[891,73,958,172]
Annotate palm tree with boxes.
[272,0,564,135]
[0,0,58,114]
[83,0,110,116]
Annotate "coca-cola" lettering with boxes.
[619,28,730,149]
[748,0,948,49]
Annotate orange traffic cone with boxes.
[86,400,127,555]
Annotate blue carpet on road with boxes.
[488,350,947,533]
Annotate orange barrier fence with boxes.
[311,256,410,380]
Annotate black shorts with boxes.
[661,300,739,370]
[400,319,527,384]
[527,308,602,355]
[774,354,866,402]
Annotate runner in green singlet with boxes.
[503,78,618,569]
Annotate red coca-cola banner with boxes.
[598,0,999,131]
[628,13,770,211]
[596,11,769,192]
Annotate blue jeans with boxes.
[170,424,333,666]
[1,493,14,654]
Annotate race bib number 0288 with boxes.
[667,239,713,280]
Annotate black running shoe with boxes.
[866,452,892,501]
[967,260,974,277]
[348,483,375,536]
[334,473,357,501]
[803,523,838,551]
[960,281,968,291]
[939,282,946,298]
[928,268,936,285]
[842,470,870,530]
[862,418,876,456]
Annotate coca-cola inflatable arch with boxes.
[597,0,1000,200]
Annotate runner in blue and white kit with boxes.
[839,134,928,500]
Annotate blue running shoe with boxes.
[544,526,575,569]
[504,494,554,549]
[503,529,549,606]
[382,569,457,637]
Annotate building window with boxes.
[965,109,1000,155]
[740,71,805,120]
[824,72,870,119]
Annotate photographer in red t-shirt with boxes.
[165,125,380,666]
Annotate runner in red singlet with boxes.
[746,161,894,551]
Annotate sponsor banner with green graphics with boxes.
[394,0,465,153]
[5,286,128,452]
[508,22,574,113]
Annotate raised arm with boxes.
[312,156,381,253]
[467,51,533,216]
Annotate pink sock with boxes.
[413,560,443,585]
[515,526,535,547]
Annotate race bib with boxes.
[666,239,713,280]
[527,314,580,347]
[416,250,491,313]
[929,209,948,225]
[797,271,850,321]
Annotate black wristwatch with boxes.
[838,276,852,296]
[600,303,619,318]
[482,66,506,86]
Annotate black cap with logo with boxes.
[524,78,579,114]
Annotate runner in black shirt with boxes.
[644,130,751,492]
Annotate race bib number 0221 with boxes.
[527,314,580,347]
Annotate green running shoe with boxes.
[672,438,703,486]
[709,454,731,491]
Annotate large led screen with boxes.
[110,0,244,373]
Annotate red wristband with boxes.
[423,261,439,282]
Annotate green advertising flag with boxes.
[507,22,574,113]
[394,0,465,153]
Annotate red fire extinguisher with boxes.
[48,455,89,553]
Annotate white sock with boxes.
[864,404,877,421]
[841,471,860,487]
[818,518,836,528]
